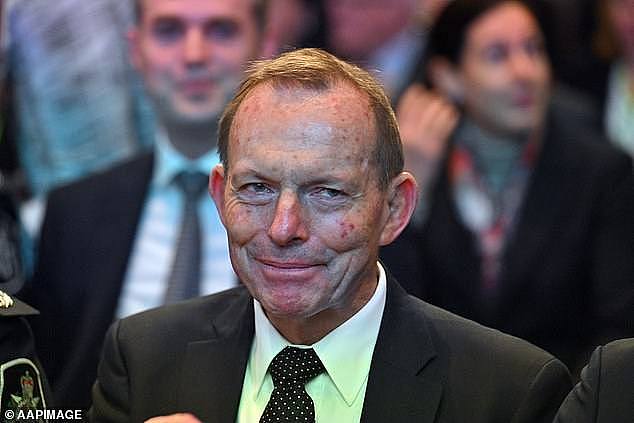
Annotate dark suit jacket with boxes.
[381,112,634,373]
[554,338,634,423]
[21,152,155,410]
[89,276,572,423]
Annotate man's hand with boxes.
[144,413,202,423]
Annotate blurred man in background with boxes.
[323,0,446,101]
[23,0,276,410]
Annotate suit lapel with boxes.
[64,152,156,381]
[500,120,567,295]
[362,275,443,423]
[178,290,255,423]
[86,153,155,321]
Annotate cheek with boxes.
[328,205,380,249]
[338,220,356,240]
[537,65,552,90]
[142,45,177,71]
[223,201,265,244]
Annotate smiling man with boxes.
[89,48,571,423]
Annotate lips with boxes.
[179,79,214,96]
[512,92,536,108]
[256,258,325,281]
[257,258,320,270]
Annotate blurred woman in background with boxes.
[381,0,634,375]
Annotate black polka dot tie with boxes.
[260,346,325,423]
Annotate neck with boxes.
[463,117,536,148]
[458,118,542,193]
[163,119,218,160]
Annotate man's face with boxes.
[608,0,634,59]
[455,2,551,137]
[324,0,415,62]
[130,0,262,124]
[211,83,402,321]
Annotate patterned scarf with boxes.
[449,125,539,292]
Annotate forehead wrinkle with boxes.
[231,154,367,185]
[229,82,376,160]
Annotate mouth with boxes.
[179,79,214,96]
[255,258,325,281]
[512,93,536,108]
[257,259,321,270]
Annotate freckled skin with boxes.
[210,82,417,343]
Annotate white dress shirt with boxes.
[236,262,387,423]
[116,133,235,318]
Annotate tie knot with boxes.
[269,347,325,387]
[173,171,208,200]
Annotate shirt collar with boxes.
[251,262,387,406]
[152,128,219,188]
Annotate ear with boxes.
[209,164,227,225]
[127,27,143,72]
[428,57,464,103]
[379,172,418,246]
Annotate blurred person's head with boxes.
[129,0,275,128]
[323,0,417,63]
[601,0,634,61]
[266,0,321,52]
[415,0,452,29]
[425,0,551,139]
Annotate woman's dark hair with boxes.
[425,0,549,67]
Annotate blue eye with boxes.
[235,182,276,205]
[317,188,342,198]
[311,187,349,207]
[152,18,185,43]
[246,183,273,194]
[205,20,239,41]
[483,44,508,63]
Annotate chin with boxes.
[501,114,543,137]
[258,291,323,320]
[171,99,224,123]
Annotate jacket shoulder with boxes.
[422,300,562,366]
[115,286,251,344]
[46,152,154,206]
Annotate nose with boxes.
[184,28,207,66]
[268,190,309,246]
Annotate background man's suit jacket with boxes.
[89,275,572,423]
[23,152,155,410]
[555,338,634,423]
[381,112,634,372]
